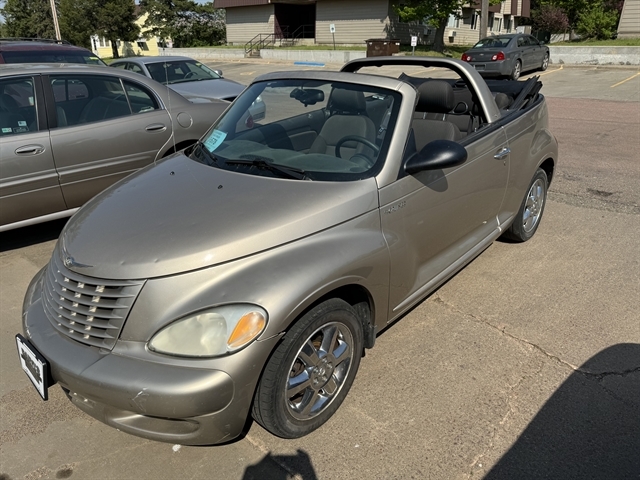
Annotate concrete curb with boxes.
[548,46,640,66]
[160,46,640,66]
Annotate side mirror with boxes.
[213,69,223,77]
[405,140,467,174]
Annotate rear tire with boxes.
[252,299,363,439]
[541,53,549,71]
[510,60,522,80]
[503,168,548,242]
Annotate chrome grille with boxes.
[42,255,144,350]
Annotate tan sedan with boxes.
[0,64,228,232]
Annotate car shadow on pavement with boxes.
[484,343,640,480]
[243,448,318,480]
[0,218,67,253]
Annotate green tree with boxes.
[140,0,225,47]
[576,3,619,38]
[59,0,95,48]
[1,0,56,39]
[94,0,140,58]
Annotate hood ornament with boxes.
[61,238,93,269]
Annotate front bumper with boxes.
[22,269,280,445]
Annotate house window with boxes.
[504,15,511,32]
[447,14,459,28]
[136,41,149,51]
[471,13,480,30]
[497,18,502,32]
[489,13,495,30]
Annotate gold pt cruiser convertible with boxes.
[18,57,558,445]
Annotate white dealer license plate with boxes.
[16,334,49,400]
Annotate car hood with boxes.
[169,78,246,101]
[59,154,379,280]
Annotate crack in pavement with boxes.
[432,293,640,477]
[431,295,639,379]
[465,360,545,479]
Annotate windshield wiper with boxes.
[193,141,219,167]
[225,158,308,180]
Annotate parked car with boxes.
[0,38,106,65]
[110,55,265,120]
[461,33,550,80]
[17,57,557,445]
[0,64,228,232]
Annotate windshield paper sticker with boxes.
[204,129,227,152]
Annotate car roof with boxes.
[0,63,182,95]
[114,56,196,65]
[0,39,92,52]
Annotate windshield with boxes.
[193,79,401,182]
[473,37,513,48]
[146,60,222,85]
[2,50,105,65]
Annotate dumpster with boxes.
[366,39,401,57]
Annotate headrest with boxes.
[328,88,366,113]
[417,81,455,113]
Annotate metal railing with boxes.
[245,33,275,56]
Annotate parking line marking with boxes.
[611,72,640,88]
[538,65,563,76]
[240,71,256,76]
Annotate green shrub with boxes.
[576,5,620,39]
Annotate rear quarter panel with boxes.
[499,98,557,225]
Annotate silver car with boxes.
[18,58,558,445]
[110,56,265,120]
[0,64,228,232]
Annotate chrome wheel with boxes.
[503,168,548,242]
[511,61,521,80]
[541,53,549,71]
[523,178,545,233]
[252,298,363,438]
[286,322,354,420]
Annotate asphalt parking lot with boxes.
[1,61,639,480]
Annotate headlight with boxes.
[149,304,267,357]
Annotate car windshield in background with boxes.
[193,79,401,182]
[147,60,222,85]
[1,50,105,65]
[473,37,513,48]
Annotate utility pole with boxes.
[50,0,61,41]
[479,0,489,40]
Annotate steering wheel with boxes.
[184,72,197,79]
[335,135,380,159]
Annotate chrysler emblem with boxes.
[62,240,92,269]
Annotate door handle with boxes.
[146,124,166,132]
[15,144,45,155]
[494,147,510,160]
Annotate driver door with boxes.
[381,127,510,320]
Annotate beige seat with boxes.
[309,88,377,158]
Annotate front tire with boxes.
[503,168,548,242]
[252,299,364,438]
[510,60,522,80]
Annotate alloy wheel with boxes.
[285,322,354,421]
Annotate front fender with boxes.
[121,209,389,343]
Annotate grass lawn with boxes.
[552,38,640,46]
